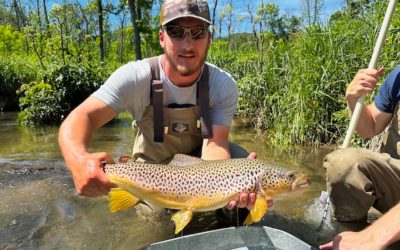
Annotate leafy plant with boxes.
[17,81,64,124]
[0,56,37,111]
[17,64,104,125]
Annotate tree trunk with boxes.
[13,0,29,53]
[119,9,127,63]
[36,0,44,56]
[211,0,218,39]
[301,0,312,26]
[76,2,87,63]
[247,3,259,50]
[56,17,66,65]
[42,0,50,28]
[128,0,142,60]
[218,14,223,39]
[42,0,53,53]
[12,0,22,30]
[61,0,70,57]
[259,0,264,72]
[227,1,233,43]
[97,0,105,61]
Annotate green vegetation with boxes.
[17,64,105,125]
[0,0,399,147]
[209,1,400,147]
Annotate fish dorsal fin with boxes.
[168,154,204,166]
[109,187,140,213]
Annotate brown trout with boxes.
[103,154,310,234]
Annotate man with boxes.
[58,0,255,212]
[321,67,400,249]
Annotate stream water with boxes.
[0,112,374,249]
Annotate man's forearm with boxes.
[367,203,400,248]
[201,140,230,160]
[58,97,117,163]
[201,124,231,160]
[346,98,377,139]
[58,109,95,164]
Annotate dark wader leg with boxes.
[189,142,249,158]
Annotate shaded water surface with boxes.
[1,112,358,249]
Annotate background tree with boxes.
[128,0,141,60]
[263,3,280,37]
[247,2,259,50]
[217,9,225,39]
[301,0,325,26]
[211,0,218,39]
[224,0,233,43]
[97,0,105,61]
[0,0,398,148]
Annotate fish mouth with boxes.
[291,174,311,190]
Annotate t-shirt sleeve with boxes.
[374,67,400,114]
[91,60,151,119]
[208,65,238,127]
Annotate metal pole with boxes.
[341,0,398,149]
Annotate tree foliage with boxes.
[0,0,399,148]
[17,64,105,125]
[208,1,400,147]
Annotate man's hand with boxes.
[343,67,392,138]
[68,152,117,197]
[57,97,120,197]
[320,203,400,250]
[247,152,257,159]
[319,230,385,250]
[346,68,385,101]
[226,192,257,210]
[226,152,273,211]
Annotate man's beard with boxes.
[164,49,207,77]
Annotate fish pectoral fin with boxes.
[109,187,139,213]
[244,195,270,225]
[171,209,193,234]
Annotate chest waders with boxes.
[377,103,400,159]
[324,106,400,221]
[130,56,250,227]
[132,56,213,163]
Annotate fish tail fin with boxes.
[171,210,193,234]
[109,187,139,213]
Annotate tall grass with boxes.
[209,4,400,147]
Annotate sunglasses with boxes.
[163,25,209,40]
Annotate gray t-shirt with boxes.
[92,56,238,127]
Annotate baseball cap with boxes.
[160,0,211,26]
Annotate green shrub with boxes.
[0,56,37,111]
[0,25,25,56]
[17,81,64,124]
[17,64,104,125]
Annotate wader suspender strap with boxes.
[197,66,213,138]
[148,56,164,142]
[148,56,213,142]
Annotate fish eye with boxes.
[287,172,295,179]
